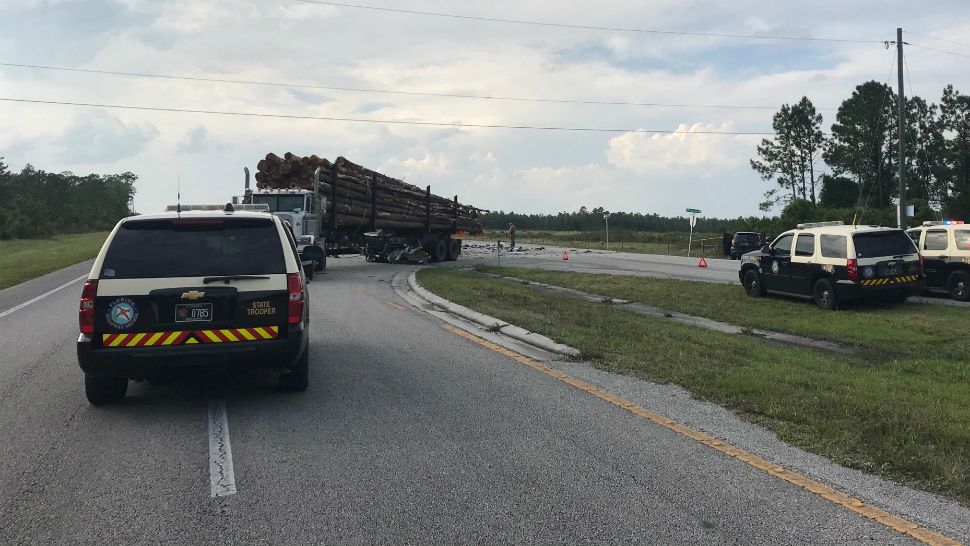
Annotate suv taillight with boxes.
[79,279,98,334]
[287,273,304,325]
[847,259,859,282]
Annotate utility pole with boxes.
[896,27,907,229]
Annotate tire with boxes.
[315,252,327,272]
[813,278,837,310]
[278,346,309,392]
[429,238,447,263]
[84,374,128,405]
[446,239,462,261]
[743,269,765,297]
[946,270,970,301]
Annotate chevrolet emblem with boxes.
[181,290,206,300]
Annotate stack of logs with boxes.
[254,152,483,234]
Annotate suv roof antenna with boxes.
[177,173,181,214]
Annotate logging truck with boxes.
[240,159,480,269]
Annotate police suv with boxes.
[77,204,310,404]
[906,220,970,301]
[739,221,924,310]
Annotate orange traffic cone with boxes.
[562,250,569,261]
[698,256,708,268]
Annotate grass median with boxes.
[476,265,970,362]
[0,232,108,290]
[417,267,970,505]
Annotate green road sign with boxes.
[686,208,701,214]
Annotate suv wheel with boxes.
[85,374,128,405]
[278,347,309,392]
[947,270,970,301]
[743,269,765,297]
[813,278,837,310]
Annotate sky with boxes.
[2,0,970,218]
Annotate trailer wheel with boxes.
[431,238,448,262]
[446,239,462,261]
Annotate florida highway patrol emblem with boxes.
[107,298,138,329]
[771,260,779,274]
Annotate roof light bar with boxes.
[796,221,844,229]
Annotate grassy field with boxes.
[0,232,108,290]
[480,229,727,257]
[417,267,970,505]
[476,266,970,362]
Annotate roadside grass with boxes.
[0,232,108,290]
[476,265,970,361]
[417,267,970,505]
[479,229,726,257]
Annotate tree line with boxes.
[752,82,970,220]
[0,156,137,239]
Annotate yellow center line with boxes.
[383,300,406,311]
[441,323,960,546]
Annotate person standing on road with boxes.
[508,223,516,249]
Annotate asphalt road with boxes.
[462,243,740,283]
[0,257,945,544]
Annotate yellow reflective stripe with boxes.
[253,327,271,339]
[126,333,146,347]
[238,329,257,341]
[109,334,128,347]
[161,332,181,345]
[220,330,239,342]
[202,330,222,343]
[145,332,165,346]
[270,326,279,335]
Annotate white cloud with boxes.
[607,123,758,173]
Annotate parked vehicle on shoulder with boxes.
[906,220,970,301]
[739,221,924,310]
[76,203,310,405]
[730,231,766,259]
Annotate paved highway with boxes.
[462,243,740,283]
[0,257,964,544]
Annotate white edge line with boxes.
[208,399,237,498]
[0,274,88,319]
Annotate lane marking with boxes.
[0,274,87,320]
[208,400,237,497]
[442,323,961,546]
[383,300,405,311]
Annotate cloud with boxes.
[177,126,222,154]
[607,123,757,173]
[54,110,159,164]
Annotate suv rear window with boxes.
[734,233,761,244]
[852,230,917,258]
[101,218,286,279]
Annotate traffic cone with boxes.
[562,250,569,261]
[698,256,708,268]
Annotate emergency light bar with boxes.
[165,203,271,212]
[796,221,844,229]
[922,220,965,226]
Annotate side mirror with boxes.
[761,245,772,255]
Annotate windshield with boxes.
[251,194,307,212]
[101,218,285,278]
[852,230,917,258]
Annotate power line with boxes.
[297,0,882,44]
[0,97,775,135]
[0,61,836,111]
[905,31,970,50]
[907,42,970,60]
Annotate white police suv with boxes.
[77,204,310,404]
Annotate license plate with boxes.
[176,303,213,323]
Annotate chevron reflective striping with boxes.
[101,327,278,348]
